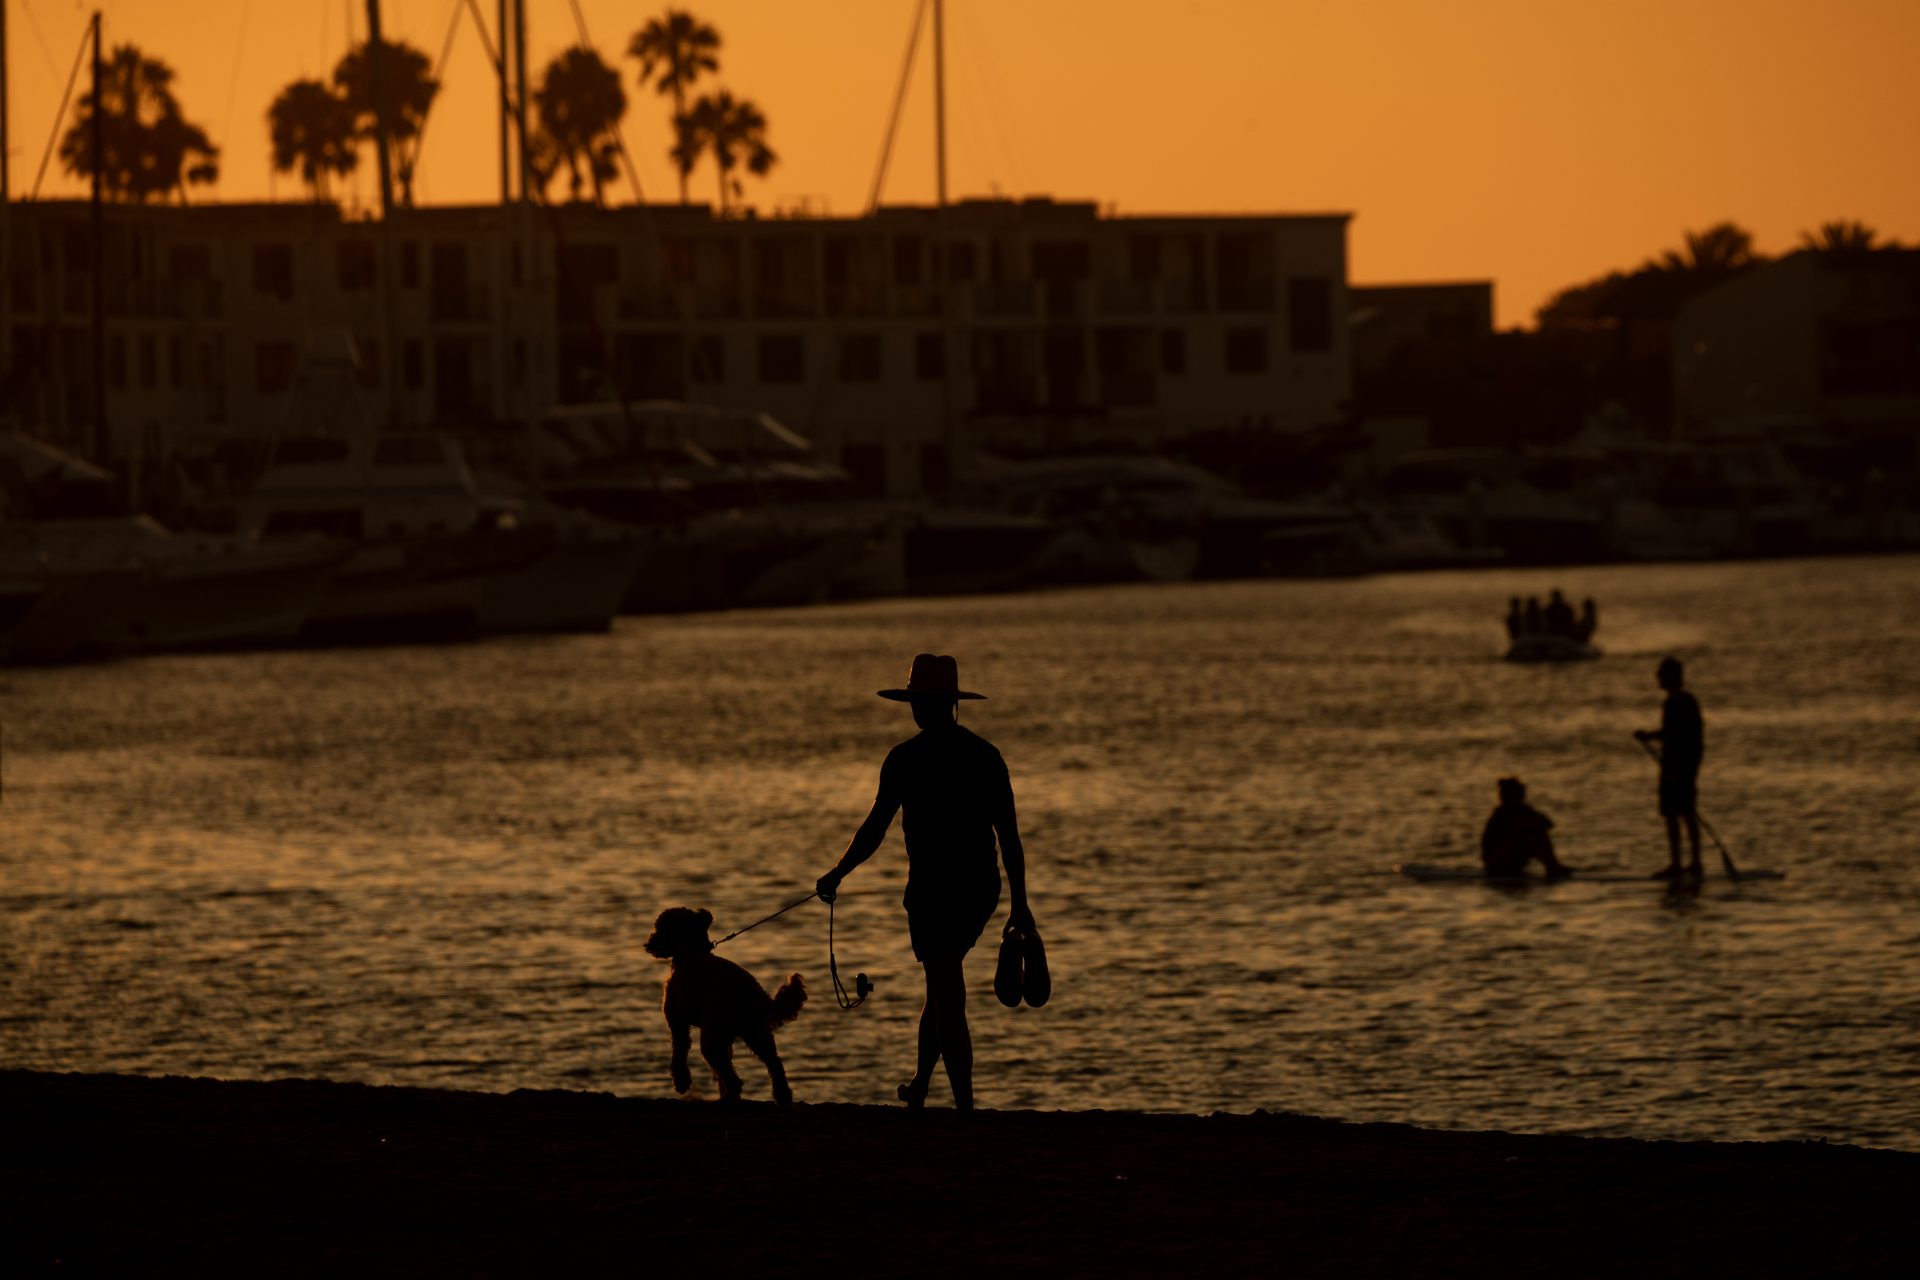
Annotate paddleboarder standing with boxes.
[1634,656,1705,879]
[816,654,1036,1112]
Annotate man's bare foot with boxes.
[897,1080,928,1109]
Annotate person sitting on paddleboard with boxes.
[1480,777,1573,879]
[1635,656,1705,879]
[816,654,1036,1112]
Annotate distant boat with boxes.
[239,431,638,642]
[1504,634,1601,663]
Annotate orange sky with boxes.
[9,0,1919,327]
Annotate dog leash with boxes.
[711,892,818,947]
[711,890,871,1010]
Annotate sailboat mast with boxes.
[90,10,105,464]
[497,0,511,204]
[933,0,947,208]
[364,0,403,428]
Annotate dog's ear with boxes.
[696,908,713,930]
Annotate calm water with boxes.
[4,556,1918,1148]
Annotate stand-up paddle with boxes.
[1637,735,1741,880]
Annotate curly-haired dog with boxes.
[644,907,807,1106]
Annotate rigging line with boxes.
[220,0,254,190]
[29,15,91,201]
[564,0,648,206]
[956,0,1025,195]
[16,0,64,82]
[399,0,470,184]
[866,0,928,214]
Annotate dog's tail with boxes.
[767,973,807,1026]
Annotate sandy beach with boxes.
[4,1070,1915,1277]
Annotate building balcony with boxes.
[1098,279,1156,314]
[753,286,818,318]
[825,281,888,317]
[430,284,493,325]
[1217,278,1276,312]
[975,282,1036,317]
[1099,371,1157,408]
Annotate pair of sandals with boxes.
[992,920,1051,1010]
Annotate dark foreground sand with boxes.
[4,1071,1916,1278]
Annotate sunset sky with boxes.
[8,0,1918,327]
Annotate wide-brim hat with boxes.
[879,652,985,702]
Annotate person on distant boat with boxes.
[1523,596,1543,636]
[1504,598,1525,641]
[1480,777,1573,879]
[1634,656,1704,879]
[816,654,1036,1113]
[1575,598,1599,644]
[1544,589,1575,638]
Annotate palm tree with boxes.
[675,91,775,214]
[267,79,359,201]
[628,9,721,204]
[58,44,220,202]
[332,38,439,206]
[532,48,628,206]
[1655,223,1758,275]
[1799,220,1881,253]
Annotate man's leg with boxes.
[1683,813,1703,874]
[902,969,941,1106]
[925,955,973,1111]
[1657,814,1683,875]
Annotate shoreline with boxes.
[5,1071,1916,1277]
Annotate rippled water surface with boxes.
[4,556,1918,1148]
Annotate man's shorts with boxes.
[1659,770,1698,817]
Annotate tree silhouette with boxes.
[674,90,775,214]
[267,79,359,201]
[532,48,628,206]
[628,9,721,204]
[58,45,219,203]
[1655,223,1757,276]
[1799,220,1883,253]
[332,38,439,206]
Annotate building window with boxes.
[838,333,883,382]
[404,340,424,390]
[691,335,725,383]
[255,341,296,393]
[401,241,421,289]
[893,237,924,287]
[168,336,183,389]
[1225,327,1268,374]
[108,334,127,389]
[168,244,211,279]
[253,244,293,300]
[1160,330,1186,375]
[914,332,945,380]
[758,334,804,383]
[947,242,977,283]
[337,241,375,291]
[1288,277,1333,351]
[138,334,156,389]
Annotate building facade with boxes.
[3,197,1352,494]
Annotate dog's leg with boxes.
[668,1016,693,1095]
[742,1024,793,1109]
[700,1023,744,1103]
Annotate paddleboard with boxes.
[1394,862,1785,885]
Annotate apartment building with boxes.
[3,197,1352,494]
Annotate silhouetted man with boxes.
[1635,656,1704,878]
[1576,598,1599,644]
[1504,598,1525,641]
[1523,596,1543,636]
[1480,777,1572,879]
[1544,589,1575,638]
[817,654,1035,1112]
